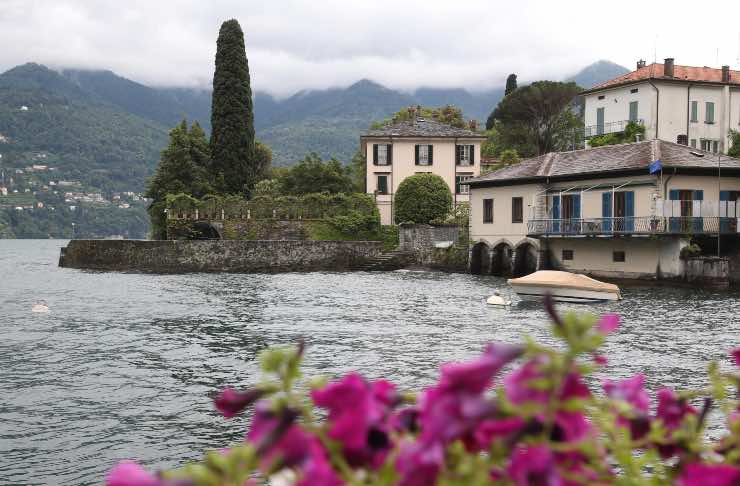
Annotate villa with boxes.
[361,116,486,225]
[466,139,740,283]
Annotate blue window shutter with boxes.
[573,194,581,218]
[602,192,612,217]
[720,191,730,201]
[552,195,560,218]
[669,190,679,200]
[694,190,703,201]
[625,191,635,216]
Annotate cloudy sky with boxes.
[1,0,739,96]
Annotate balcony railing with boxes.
[527,216,739,236]
[582,119,644,138]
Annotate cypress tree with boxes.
[210,19,256,195]
[505,74,517,96]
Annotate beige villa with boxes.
[361,118,486,225]
[466,140,740,281]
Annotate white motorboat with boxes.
[508,270,621,303]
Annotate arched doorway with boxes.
[470,242,491,275]
[513,241,538,277]
[491,242,513,277]
[192,221,221,240]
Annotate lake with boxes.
[1,239,738,485]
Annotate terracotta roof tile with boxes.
[585,63,740,92]
[468,140,740,187]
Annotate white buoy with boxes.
[31,303,49,313]
[486,290,511,306]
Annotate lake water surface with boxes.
[1,240,739,485]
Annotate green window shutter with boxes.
[455,145,461,165]
[414,145,419,165]
[629,101,638,122]
[372,144,378,165]
[706,102,714,123]
[469,145,475,164]
[690,101,698,122]
[387,144,392,164]
[428,145,433,165]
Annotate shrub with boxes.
[107,302,740,485]
[394,174,453,224]
[680,243,702,259]
[500,149,520,165]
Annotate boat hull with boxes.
[511,284,620,303]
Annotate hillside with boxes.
[567,60,630,89]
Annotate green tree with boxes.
[277,153,355,196]
[254,141,273,182]
[394,174,453,224]
[349,149,367,193]
[373,105,467,129]
[489,81,582,156]
[588,121,646,148]
[504,73,518,96]
[210,19,256,195]
[500,149,521,165]
[145,120,213,239]
[728,130,740,158]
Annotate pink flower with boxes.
[504,358,550,406]
[603,374,650,413]
[247,401,313,470]
[214,388,263,418]
[731,349,740,367]
[395,440,444,486]
[593,354,608,366]
[106,461,161,486]
[474,417,526,450]
[596,314,620,334]
[295,440,344,486]
[677,463,740,486]
[656,388,696,430]
[437,343,523,394]
[507,445,563,486]
[311,373,395,467]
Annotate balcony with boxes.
[583,119,644,138]
[527,216,739,237]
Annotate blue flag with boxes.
[648,159,662,174]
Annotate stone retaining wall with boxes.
[59,240,383,273]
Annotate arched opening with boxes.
[470,242,491,275]
[513,242,538,277]
[491,243,513,277]
[192,221,221,240]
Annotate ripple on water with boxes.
[0,240,738,485]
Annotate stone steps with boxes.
[351,250,415,272]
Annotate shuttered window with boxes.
[706,102,715,123]
[690,101,698,122]
[511,197,523,223]
[456,145,475,166]
[376,175,388,195]
[455,175,472,194]
[415,144,433,165]
[483,199,493,223]
[373,144,392,165]
[629,101,638,122]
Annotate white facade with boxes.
[584,72,740,153]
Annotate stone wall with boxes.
[398,223,468,272]
[683,256,730,289]
[59,240,383,273]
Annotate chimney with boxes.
[637,59,646,70]
[722,65,730,83]
[664,58,674,77]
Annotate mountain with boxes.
[567,60,630,89]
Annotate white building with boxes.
[582,59,740,153]
[361,118,485,225]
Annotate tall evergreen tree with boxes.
[504,74,518,96]
[210,19,256,195]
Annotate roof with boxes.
[468,140,740,187]
[361,117,486,139]
[583,63,740,93]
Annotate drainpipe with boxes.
[663,168,677,199]
[686,83,692,145]
[648,80,660,140]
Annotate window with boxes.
[415,144,433,165]
[701,139,719,153]
[456,145,474,166]
[630,88,639,94]
[677,134,688,145]
[613,251,626,263]
[511,197,523,223]
[376,175,388,195]
[690,101,698,123]
[483,198,493,223]
[373,144,392,165]
[690,139,697,148]
[456,175,472,194]
[629,101,638,122]
[562,250,574,261]
[596,107,605,135]
[706,102,715,124]
[598,95,605,100]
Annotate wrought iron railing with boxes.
[527,216,739,236]
[582,119,644,138]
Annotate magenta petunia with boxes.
[677,463,740,486]
[437,343,523,394]
[603,374,650,413]
[213,387,263,418]
[247,401,313,470]
[311,373,395,467]
[507,445,563,486]
[106,461,161,486]
[474,417,526,450]
[395,440,444,486]
[596,314,620,334]
[731,349,740,367]
[504,357,550,406]
[656,388,697,430]
[295,440,345,486]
